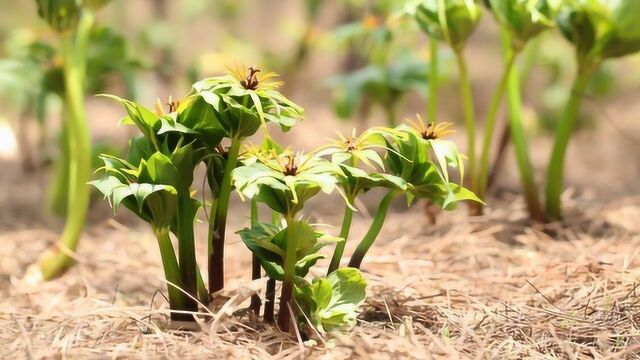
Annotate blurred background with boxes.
[1,0,640,233]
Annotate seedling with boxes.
[328,3,429,127]
[234,151,342,332]
[30,0,107,280]
[411,0,482,205]
[190,65,303,293]
[545,0,640,219]
[316,127,408,273]
[348,117,479,269]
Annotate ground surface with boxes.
[2,156,640,359]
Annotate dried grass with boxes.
[2,193,640,359]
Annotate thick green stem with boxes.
[501,33,544,222]
[428,37,439,122]
[348,191,398,269]
[153,226,191,322]
[477,49,518,201]
[46,118,70,216]
[327,201,354,274]
[277,216,298,333]
[208,136,241,292]
[249,199,262,316]
[545,67,594,219]
[176,195,199,315]
[37,11,94,280]
[454,50,477,193]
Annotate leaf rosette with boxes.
[191,65,304,139]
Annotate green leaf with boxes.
[295,268,367,334]
[99,94,161,140]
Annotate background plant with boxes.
[30,0,111,281]
[545,0,640,219]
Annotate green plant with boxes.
[348,118,479,268]
[545,0,640,219]
[316,127,408,273]
[234,151,343,333]
[190,65,303,293]
[30,0,105,280]
[411,0,482,208]
[477,0,558,220]
[92,94,220,322]
[328,3,431,127]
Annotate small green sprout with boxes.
[347,119,480,269]
[234,151,364,333]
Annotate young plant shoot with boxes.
[234,151,368,334]
[477,0,558,219]
[31,0,106,280]
[411,0,482,206]
[91,94,224,323]
[347,117,479,269]
[190,66,303,293]
[545,0,640,219]
[315,127,407,274]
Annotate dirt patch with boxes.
[2,191,640,359]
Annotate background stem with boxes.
[37,11,94,280]
[208,137,241,293]
[545,68,593,219]
[428,37,439,122]
[501,32,544,222]
[454,51,477,194]
[348,191,397,269]
[263,278,276,323]
[477,50,517,202]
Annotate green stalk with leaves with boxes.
[411,0,482,207]
[348,118,479,269]
[545,0,640,219]
[316,128,407,273]
[235,151,362,333]
[190,65,303,293]
[475,0,557,217]
[32,0,98,280]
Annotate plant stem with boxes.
[176,196,199,315]
[545,67,594,220]
[501,32,544,222]
[277,216,298,333]
[263,278,276,324]
[153,226,191,322]
[46,118,70,216]
[454,50,477,194]
[327,200,354,274]
[428,37,439,122]
[208,136,242,293]
[383,104,397,127]
[348,190,398,269]
[477,48,518,202]
[37,11,94,280]
[249,198,262,316]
